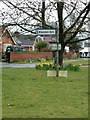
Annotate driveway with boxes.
[0,62,36,68]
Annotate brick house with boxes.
[1,27,40,53]
[0,27,53,61]
[14,33,41,52]
[1,27,16,53]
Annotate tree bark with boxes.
[59,46,65,67]
[42,1,45,28]
[57,2,64,67]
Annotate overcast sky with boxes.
[0,0,89,35]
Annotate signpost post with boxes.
[36,29,61,77]
[56,42,59,77]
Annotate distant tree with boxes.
[36,41,47,52]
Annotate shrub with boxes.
[41,47,52,52]
[24,58,46,63]
[73,65,79,71]
[36,63,80,71]
[18,60,22,62]
[46,57,53,61]
[10,60,16,63]
[36,41,47,52]
[66,64,74,71]
[24,59,32,63]
[64,64,80,71]
[1,59,7,62]
[36,63,53,70]
[36,64,42,70]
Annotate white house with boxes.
[79,42,90,58]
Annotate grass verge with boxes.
[2,67,88,118]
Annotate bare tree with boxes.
[1,0,90,66]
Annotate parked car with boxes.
[5,46,27,62]
[6,46,27,52]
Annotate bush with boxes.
[64,64,80,71]
[24,58,46,63]
[36,41,47,52]
[10,60,16,63]
[66,64,74,71]
[24,59,32,63]
[1,59,7,62]
[18,60,22,62]
[73,65,79,71]
[41,47,52,52]
[36,64,42,70]
[36,63,80,71]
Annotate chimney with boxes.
[14,31,20,36]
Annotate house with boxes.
[79,42,90,58]
[1,27,40,53]
[1,27,16,53]
[13,32,38,51]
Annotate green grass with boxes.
[2,67,88,118]
[63,59,89,65]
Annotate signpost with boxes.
[36,29,56,35]
[36,28,61,77]
[51,43,61,51]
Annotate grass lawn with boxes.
[63,59,89,65]
[2,67,88,118]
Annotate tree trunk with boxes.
[57,2,64,67]
[42,1,45,28]
[59,46,65,67]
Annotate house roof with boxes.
[2,27,36,46]
[14,36,22,45]
[14,34,36,46]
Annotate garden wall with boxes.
[10,52,53,61]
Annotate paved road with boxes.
[0,58,89,68]
[0,62,36,68]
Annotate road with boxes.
[0,62,36,68]
[0,58,89,68]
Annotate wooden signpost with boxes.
[36,29,61,77]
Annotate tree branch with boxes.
[69,37,90,43]
[64,6,90,46]
[63,2,90,38]
[64,1,77,21]
[2,0,42,22]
